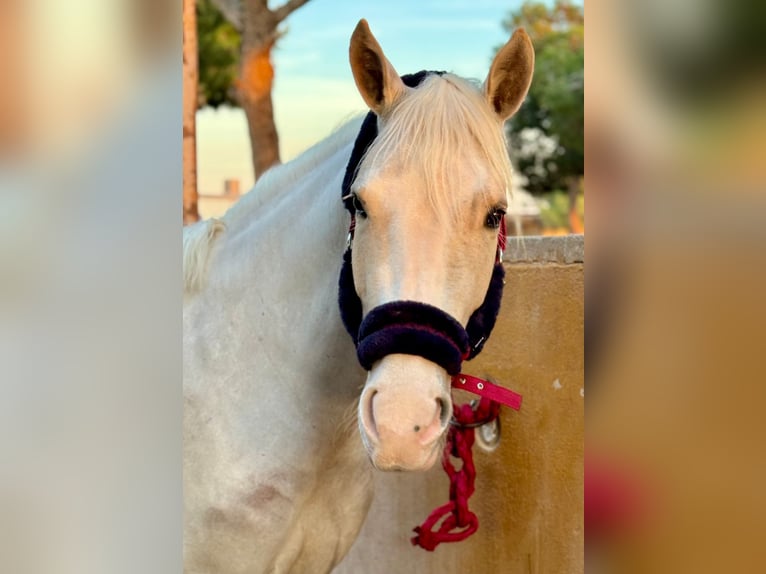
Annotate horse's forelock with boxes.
[360,73,513,222]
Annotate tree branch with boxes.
[273,0,311,24]
[210,0,243,30]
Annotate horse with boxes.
[183,19,534,573]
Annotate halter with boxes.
[337,71,522,551]
[338,71,507,374]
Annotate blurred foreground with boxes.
[1,1,182,573]
[587,0,766,571]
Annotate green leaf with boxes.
[197,0,241,109]
[502,1,584,195]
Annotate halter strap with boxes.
[452,373,522,411]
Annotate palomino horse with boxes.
[183,20,534,573]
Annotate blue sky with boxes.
[197,0,533,194]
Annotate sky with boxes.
[196,0,532,195]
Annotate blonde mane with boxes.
[359,73,514,222]
[183,217,226,294]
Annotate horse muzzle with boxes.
[358,354,452,471]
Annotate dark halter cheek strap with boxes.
[338,70,507,374]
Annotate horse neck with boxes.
[224,116,364,224]
[223,118,359,276]
[216,118,364,396]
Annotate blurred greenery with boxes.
[197,0,240,109]
[502,1,584,195]
[538,190,585,230]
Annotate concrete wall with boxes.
[336,235,584,574]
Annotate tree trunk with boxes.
[213,0,312,181]
[183,0,200,225]
[242,93,280,180]
[239,40,281,180]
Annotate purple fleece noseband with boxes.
[338,71,506,375]
[357,301,470,375]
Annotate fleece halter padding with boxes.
[357,301,470,375]
[338,70,506,373]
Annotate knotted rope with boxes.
[412,374,522,551]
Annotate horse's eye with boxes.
[352,194,367,218]
[485,207,506,229]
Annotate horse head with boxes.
[345,20,534,471]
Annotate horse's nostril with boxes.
[363,389,379,441]
[436,397,450,427]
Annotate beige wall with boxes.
[336,236,584,574]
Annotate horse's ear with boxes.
[349,19,406,115]
[484,29,535,122]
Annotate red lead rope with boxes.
[411,374,522,551]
